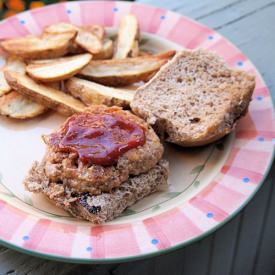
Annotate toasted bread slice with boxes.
[5,71,86,116]
[131,50,256,146]
[24,160,169,223]
[26,53,92,82]
[78,51,175,86]
[113,14,139,59]
[0,90,47,119]
[0,32,76,60]
[66,77,134,108]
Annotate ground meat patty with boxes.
[42,105,164,194]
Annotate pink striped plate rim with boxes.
[0,1,274,263]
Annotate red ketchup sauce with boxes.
[45,112,146,166]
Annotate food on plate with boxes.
[113,14,139,59]
[78,51,175,86]
[65,77,134,108]
[0,32,76,60]
[131,50,256,146]
[0,70,11,96]
[5,71,86,116]
[83,24,105,41]
[0,90,47,119]
[75,29,102,54]
[44,22,79,34]
[92,39,114,60]
[26,53,92,82]
[24,105,168,223]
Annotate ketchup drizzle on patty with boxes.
[45,112,146,166]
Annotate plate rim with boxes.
[0,0,274,264]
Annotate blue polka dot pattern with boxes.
[256,96,263,101]
[237,61,244,67]
[86,246,92,252]
[206,212,214,218]
[208,35,214,40]
[257,136,265,142]
[151,239,159,245]
[113,7,119,12]
[243,177,250,183]
[66,9,72,14]
[22,235,29,241]
[160,15,166,20]
[20,20,25,25]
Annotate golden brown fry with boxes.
[83,25,105,41]
[113,14,139,59]
[5,71,86,116]
[66,77,134,108]
[44,22,79,34]
[129,40,139,57]
[78,52,175,86]
[26,53,92,82]
[75,29,102,54]
[0,32,76,60]
[0,90,47,119]
[0,70,11,97]
[93,39,113,60]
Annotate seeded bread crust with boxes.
[24,160,169,224]
[130,50,256,146]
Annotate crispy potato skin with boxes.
[5,71,86,116]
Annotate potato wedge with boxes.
[5,56,26,74]
[66,77,134,108]
[0,70,11,96]
[93,39,113,60]
[113,14,139,59]
[5,71,86,116]
[26,53,92,82]
[78,51,175,86]
[0,32,76,60]
[0,90,47,119]
[44,22,79,34]
[129,40,139,57]
[75,29,102,54]
[83,25,105,41]
[0,57,26,96]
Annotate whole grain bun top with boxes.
[131,50,255,146]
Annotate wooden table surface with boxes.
[1,0,275,274]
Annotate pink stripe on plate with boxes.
[91,224,140,258]
[198,182,246,214]
[113,1,132,27]
[0,17,29,39]
[253,87,270,98]
[167,17,212,48]
[190,197,228,222]
[144,208,202,246]
[0,204,27,240]
[23,219,51,250]
[80,1,115,27]
[236,130,274,140]
[35,222,76,257]
[30,4,69,30]
[206,39,240,62]
[156,11,181,38]
[221,165,263,183]
[225,147,270,173]
[131,3,165,33]
[65,2,82,26]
